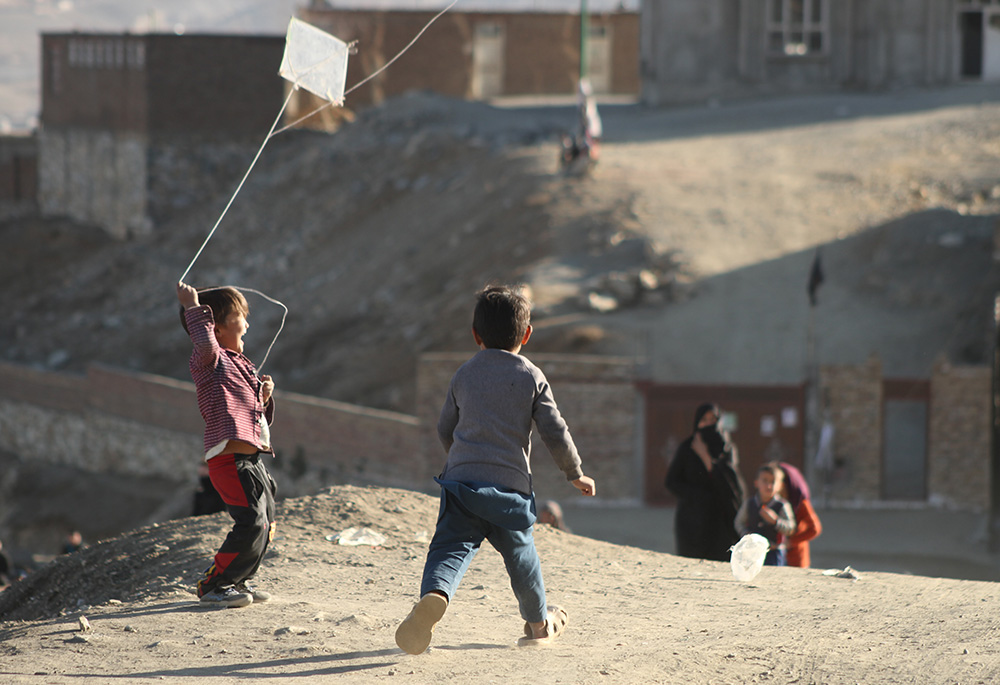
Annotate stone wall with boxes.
[820,355,883,501]
[417,353,642,503]
[2,353,990,510]
[0,362,421,496]
[928,358,992,510]
[819,354,992,511]
[38,128,150,238]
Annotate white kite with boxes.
[179,5,458,371]
[279,17,351,106]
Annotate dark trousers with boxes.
[198,452,276,595]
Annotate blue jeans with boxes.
[764,548,786,567]
[420,482,546,623]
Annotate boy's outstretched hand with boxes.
[572,475,596,497]
[177,281,199,309]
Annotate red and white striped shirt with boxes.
[184,305,274,460]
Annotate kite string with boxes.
[178,1,457,369]
[178,87,295,284]
[271,0,459,136]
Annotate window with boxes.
[767,0,828,56]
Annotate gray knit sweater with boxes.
[437,349,584,495]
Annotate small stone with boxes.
[107,599,122,605]
[78,616,92,632]
[274,626,311,636]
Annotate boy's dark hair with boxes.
[757,463,783,480]
[472,284,531,350]
[179,287,249,334]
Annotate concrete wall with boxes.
[641,0,958,106]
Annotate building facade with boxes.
[39,33,285,237]
[296,0,640,114]
[640,0,993,106]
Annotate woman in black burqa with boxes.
[665,403,745,561]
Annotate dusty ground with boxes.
[1,485,998,685]
[2,85,1000,681]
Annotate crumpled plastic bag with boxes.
[822,566,862,580]
[730,533,770,582]
[325,527,386,547]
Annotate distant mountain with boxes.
[0,0,299,132]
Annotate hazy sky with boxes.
[0,0,300,131]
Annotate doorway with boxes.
[881,379,929,501]
[472,22,504,98]
[960,8,1000,81]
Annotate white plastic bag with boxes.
[730,533,770,582]
[325,527,386,547]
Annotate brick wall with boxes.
[144,35,286,137]
[298,8,639,107]
[41,34,149,132]
[928,358,992,510]
[417,353,642,503]
[820,355,883,501]
[41,34,285,137]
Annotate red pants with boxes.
[198,452,276,596]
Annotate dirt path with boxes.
[1,486,998,684]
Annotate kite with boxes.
[279,17,351,106]
[178,3,458,371]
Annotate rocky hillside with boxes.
[1,93,675,413]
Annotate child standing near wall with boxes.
[395,284,596,654]
[177,282,278,608]
[735,463,796,566]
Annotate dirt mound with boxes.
[0,92,672,413]
[0,485,436,622]
[1,484,998,683]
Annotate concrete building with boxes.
[38,33,285,238]
[640,0,997,106]
[295,0,640,114]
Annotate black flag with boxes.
[807,250,824,306]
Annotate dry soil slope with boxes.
[0,485,997,684]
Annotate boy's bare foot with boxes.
[517,606,568,646]
[395,593,448,655]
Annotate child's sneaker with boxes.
[395,593,448,654]
[235,581,271,602]
[199,586,252,608]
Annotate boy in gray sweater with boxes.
[395,285,596,654]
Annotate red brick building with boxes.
[297,0,639,110]
[39,33,285,237]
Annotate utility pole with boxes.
[991,295,1000,552]
[580,0,589,82]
